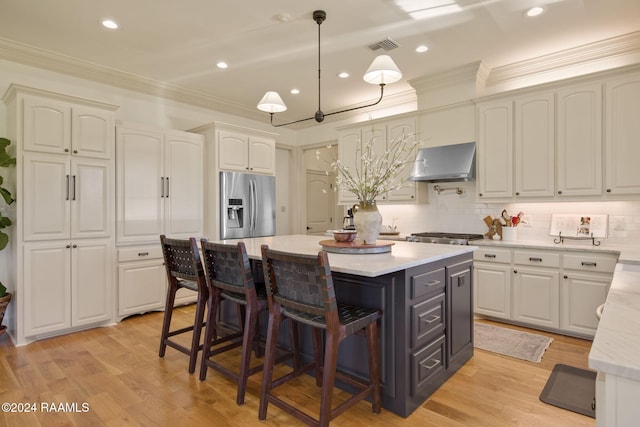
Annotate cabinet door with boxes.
[561,272,610,337]
[71,241,113,326]
[386,117,417,202]
[116,127,164,243]
[23,96,71,154]
[337,129,361,204]
[23,153,71,241]
[513,267,559,328]
[218,130,249,171]
[71,158,112,238]
[477,101,513,199]
[448,261,473,366]
[514,93,555,197]
[71,105,114,159]
[249,137,276,174]
[605,74,640,194]
[164,133,204,238]
[24,242,72,336]
[473,262,511,319]
[118,260,166,316]
[556,83,603,196]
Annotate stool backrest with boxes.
[160,235,204,282]
[260,245,337,317]
[200,239,254,294]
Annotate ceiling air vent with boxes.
[368,38,400,52]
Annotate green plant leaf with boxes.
[0,138,15,168]
[0,230,8,251]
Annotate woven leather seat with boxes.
[199,240,298,405]
[259,245,382,427]
[158,235,208,374]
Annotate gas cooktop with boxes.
[407,232,485,245]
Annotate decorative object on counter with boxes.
[342,207,355,230]
[379,223,399,235]
[483,215,503,240]
[550,214,606,246]
[331,229,357,242]
[319,239,394,254]
[257,10,402,127]
[502,226,517,241]
[353,200,383,244]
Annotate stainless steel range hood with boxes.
[409,141,476,182]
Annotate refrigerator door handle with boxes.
[250,179,257,233]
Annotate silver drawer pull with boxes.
[420,359,440,370]
[424,280,440,287]
[421,315,441,325]
[484,254,497,258]
[581,261,597,267]
[529,257,543,262]
[138,252,150,257]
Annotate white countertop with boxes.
[213,234,475,277]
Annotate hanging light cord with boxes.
[269,11,385,128]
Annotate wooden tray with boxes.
[319,239,394,254]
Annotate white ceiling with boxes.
[1,0,639,128]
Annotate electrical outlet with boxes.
[519,214,531,226]
[613,216,624,231]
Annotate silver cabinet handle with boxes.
[165,177,169,198]
[484,254,497,258]
[138,252,150,257]
[420,359,440,370]
[581,261,597,267]
[160,177,165,198]
[529,257,543,262]
[72,175,77,201]
[66,175,70,200]
[421,315,441,325]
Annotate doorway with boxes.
[305,170,335,234]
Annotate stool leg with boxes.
[237,302,258,405]
[159,281,178,358]
[258,307,283,421]
[199,292,219,381]
[312,328,323,386]
[188,291,207,374]
[319,330,340,427]
[366,322,382,414]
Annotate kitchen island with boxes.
[212,234,476,417]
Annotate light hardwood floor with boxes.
[0,306,594,427]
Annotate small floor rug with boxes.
[539,364,596,418]
[474,322,553,363]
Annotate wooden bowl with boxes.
[333,230,357,242]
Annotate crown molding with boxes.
[408,61,487,92]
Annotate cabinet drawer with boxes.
[473,247,512,264]
[563,253,618,274]
[513,250,560,268]
[118,246,163,262]
[411,335,446,396]
[411,293,445,349]
[411,268,445,300]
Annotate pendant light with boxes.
[257,10,402,127]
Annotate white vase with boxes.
[354,200,382,245]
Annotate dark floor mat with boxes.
[539,364,597,418]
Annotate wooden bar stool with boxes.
[158,235,208,374]
[259,245,382,427]
[199,239,299,405]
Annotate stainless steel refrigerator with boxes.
[220,171,276,239]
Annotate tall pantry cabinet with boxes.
[2,85,118,345]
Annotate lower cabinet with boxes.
[474,245,618,338]
[23,240,113,337]
[117,245,197,318]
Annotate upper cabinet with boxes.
[605,73,640,195]
[476,66,640,201]
[23,93,114,158]
[218,128,276,175]
[336,115,426,205]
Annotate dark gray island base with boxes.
[214,236,475,418]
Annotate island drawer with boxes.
[513,250,560,268]
[411,268,445,300]
[411,335,446,396]
[473,248,512,264]
[563,252,618,273]
[411,293,445,349]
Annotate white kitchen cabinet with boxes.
[23,153,111,241]
[605,72,640,195]
[218,129,276,174]
[116,125,204,243]
[473,248,512,319]
[117,246,166,318]
[23,93,114,158]
[512,266,560,329]
[514,92,555,197]
[556,82,603,196]
[386,117,418,202]
[23,240,112,336]
[477,100,513,199]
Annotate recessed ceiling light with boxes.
[216,62,228,69]
[338,72,349,79]
[102,19,119,30]
[524,6,545,17]
[290,89,300,95]
[416,45,429,53]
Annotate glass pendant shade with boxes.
[257,91,287,113]
[363,55,402,85]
